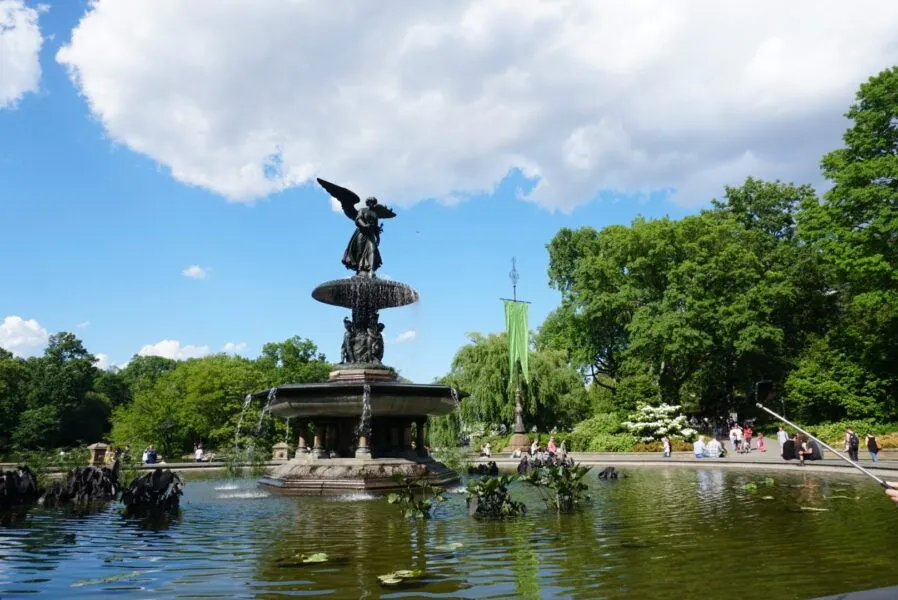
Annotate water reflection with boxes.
[0,470,897,598]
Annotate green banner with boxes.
[504,300,530,385]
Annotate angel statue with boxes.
[317,178,397,277]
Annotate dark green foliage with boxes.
[0,332,331,458]
[465,474,526,519]
[386,475,446,520]
[522,463,591,513]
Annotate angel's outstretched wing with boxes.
[317,178,361,221]
[371,204,397,219]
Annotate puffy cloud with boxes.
[0,315,48,356]
[182,265,210,279]
[394,329,417,344]
[93,352,114,370]
[137,339,210,360]
[0,0,43,109]
[222,341,247,353]
[56,1,898,210]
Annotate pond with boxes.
[1,467,897,599]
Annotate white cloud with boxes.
[0,315,48,356]
[0,0,43,109]
[181,265,210,279]
[222,341,247,353]
[137,339,210,360]
[76,320,91,329]
[93,352,114,370]
[56,2,898,211]
[394,329,417,344]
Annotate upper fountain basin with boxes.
[254,381,458,419]
[311,277,419,309]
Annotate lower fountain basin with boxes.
[259,456,458,495]
[311,276,419,309]
[255,381,458,419]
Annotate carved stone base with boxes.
[258,457,458,494]
[504,432,532,453]
[329,366,397,382]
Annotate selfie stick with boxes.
[756,402,894,489]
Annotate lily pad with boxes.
[377,569,424,586]
[743,483,758,492]
[301,552,328,563]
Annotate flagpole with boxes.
[501,258,531,449]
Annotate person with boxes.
[530,440,539,456]
[756,432,767,452]
[729,425,740,453]
[662,436,671,458]
[194,443,205,462]
[797,436,813,466]
[480,443,492,458]
[885,482,898,505]
[706,437,722,458]
[693,435,707,458]
[782,435,797,461]
[142,447,149,464]
[845,428,860,461]
[866,434,881,463]
[547,437,558,454]
[743,425,753,452]
[146,446,158,464]
[734,425,745,453]
[777,426,789,451]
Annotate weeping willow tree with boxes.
[441,333,588,432]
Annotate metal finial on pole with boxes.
[509,257,519,302]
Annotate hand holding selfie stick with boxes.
[756,402,896,490]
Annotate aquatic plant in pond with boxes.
[465,474,526,520]
[386,475,446,519]
[522,463,591,513]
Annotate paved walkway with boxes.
[472,447,898,479]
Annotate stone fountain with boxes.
[255,178,460,494]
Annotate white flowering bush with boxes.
[622,403,697,442]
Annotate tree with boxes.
[0,348,29,450]
[791,65,898,420]
[14,332,105,448]
[256,336,332,386]
[542,178,829,418]
[442,332,588,432]
[118,355,178,394]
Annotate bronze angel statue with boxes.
[317,178,397,277]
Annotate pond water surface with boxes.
[1,467,897,599]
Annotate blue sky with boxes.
[2,1,896,382]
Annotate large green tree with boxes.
[13,333,109,448]
[790,65,898,421]
[542,179,828,417]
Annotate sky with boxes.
[2,0,898,383]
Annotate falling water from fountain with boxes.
[358,384,372,438]
[234,393,254,448]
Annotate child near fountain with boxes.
[756,432,766,452]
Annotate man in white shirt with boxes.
[706,437,722,458]
[693,436,707,458]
